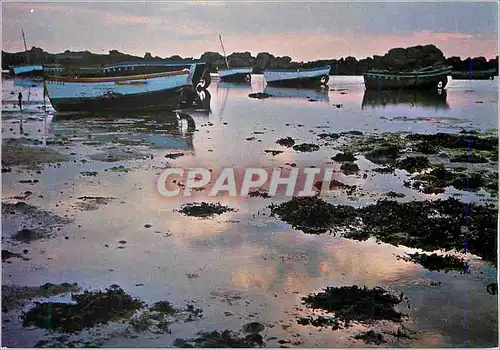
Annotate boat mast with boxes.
[218,34,230,69]
[22,29,30,65]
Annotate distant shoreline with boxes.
[2,45,498,76]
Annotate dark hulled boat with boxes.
[363,65,452,90]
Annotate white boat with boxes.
[218,67,253,83]
[216,34,252,83]
[44,67,194,112]
[263,65,331,87]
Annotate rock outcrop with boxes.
[2,45,498,76]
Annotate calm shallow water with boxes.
[1,75,498,347]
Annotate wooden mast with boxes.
[22,29,30,65]
[218,34,230,69]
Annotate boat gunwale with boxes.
[364,66,452,77]
[103,60,206,70]
[45,69,190,83]
[263,65,331,73]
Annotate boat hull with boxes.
[264,66,331,88]
[11,65,44,77]
[451,70,496,80]
[47,87,185,113]
[45,70,191,112]
[363,66,452,90]
[102,61,211,89]
[218,68,252,83]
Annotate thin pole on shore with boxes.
[218,34,230,69]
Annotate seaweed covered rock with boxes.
[22,285,144,333]
[396,156,430,173]
[292,143,320,152]
[270,197,497,264]
[340,161,360,175]
[332,152,356,162]
[302,286,404,325]
[174,329,265,348]
[354,330,387,345]
[269,196,357,234]
[406,133,498,151]
[177,202,235,218]
[276,137,295,148]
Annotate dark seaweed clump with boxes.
[332,152,356,162]
[269,196,357,234]
[360,199,497,264]
[395,156,430,173]
[397,252,467,273]
[165,152,185,159]
[22,285,144,333]
[340,162,360,175]
[364,143,402,164]
[178,202,235,217]
[276,137,295,147]
[269,197,497,264]
[174,329,265,348]
[302,286,404,325]
[406,133,498,151]
[412,167,491,193]
[354,330,387,345]
[450,154,489,163]
[293,143,320,152]
[317,133,340,140]
[248,92,272,99]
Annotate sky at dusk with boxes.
[2,1,499,61]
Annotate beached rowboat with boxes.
[363,65,452,90]
[218,67,253,83]
[44,68,193,112]
[11,65,44,77]
[102,60,211,90]
[216,34,253,83]
[263,66,331,88]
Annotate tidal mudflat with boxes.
[1,76,498,347]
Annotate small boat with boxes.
[44,68,194,113]
[218,67,253,83]
[102,60,211,90]
[11,65,44,77]
[451,69,496,80]
[263,65,331,88]
[363,65,453,90]
[10,30,44,77]
[217,34,252,83]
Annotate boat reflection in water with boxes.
[14,77,43,88]
[217,81,254,89]
[361,89,449,109]
[179,88,211,117]
[263,86,330,103]
[52,109,198,152]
